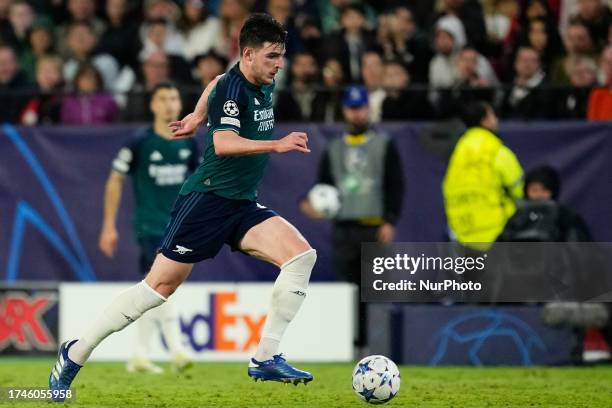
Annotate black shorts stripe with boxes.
[161,193,201,249]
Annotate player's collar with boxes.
[233,63,262,91]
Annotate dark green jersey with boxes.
[112,127,199,239]
[180,63,275,201]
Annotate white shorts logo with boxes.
[173,245,193,255]
[223,100,239,117]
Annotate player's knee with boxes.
[144,276,179,298]
[282,248,317,272]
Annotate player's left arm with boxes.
[213,130,310,156]
[169,74,223,138]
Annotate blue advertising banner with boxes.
[1,122,611,282]
[399,305,574,366]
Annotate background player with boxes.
[50,13,316,399]
[98,82,197,374]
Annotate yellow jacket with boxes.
[443,126,523,247]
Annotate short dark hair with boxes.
[340,3,365,17]
[524,165,561,200]
[462,101,492,128]
[151,81,178,98]
[239,13,287,54]
[73,63,104,92]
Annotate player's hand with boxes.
[99,226,118,258]
[169,112,205,139]
[377,223,395,244]
[275,132,310,154]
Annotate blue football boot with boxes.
[48,339,82,402]
[248,354,313,385]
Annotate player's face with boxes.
[150,88,182,122]
[249,42,285,85]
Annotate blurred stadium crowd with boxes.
[0,0,611,125]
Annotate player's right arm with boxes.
[99,170,125,258]
[169,75,223,138]
[99,142,137,257]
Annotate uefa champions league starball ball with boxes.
[308,183,341,218]
[352,355,401,404]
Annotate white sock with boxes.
[150,299,185,356]
[254,249,316,362]
[134,311,156,360]
[68,280,166,365]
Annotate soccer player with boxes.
[49,14,316,399]
[98,82,197,374]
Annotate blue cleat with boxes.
[247,354,313,385]
[48,339,82,402]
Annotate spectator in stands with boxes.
[20,55,64,125]
[515,16,564,75]
[433,0,489,55]
[436,46,498,118]
[63,22,119,90]
[482,0,518,46]
[193,51,227,88]
[555,56,597,119]
[318,0,376,35]
[0,45,30,123]
[98,0,142,71]
[501,46,552,119]
[177,0,222,62]
[315,58,344,123]
[0,0,13,46]
[140,19,193,84]
[377,6,432,84]
[275,51,322,122]
[429,15,467,90]
[19,21,55,83]
[551,20,598,84]
[6,0,36,52]
[381,60,431,120]
[122,50,170,122]
[571,0,611,48]
[443,101,523,249]
[140,18,187,61]
[323,4,376,84]
[140,0,183,56]
[60,63,119,125]
[499,165,591,242]
[587,45,612,120]
[218,0,251,62]
[361,50,386,123]
[56,0,106,57]
[263,0,303,57]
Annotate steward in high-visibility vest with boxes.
[443,102,523,248]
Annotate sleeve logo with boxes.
[223,100,240,117]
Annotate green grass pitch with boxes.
[1,358,611,407]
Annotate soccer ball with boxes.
[308,183,341,218]
[352,355,401,404]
